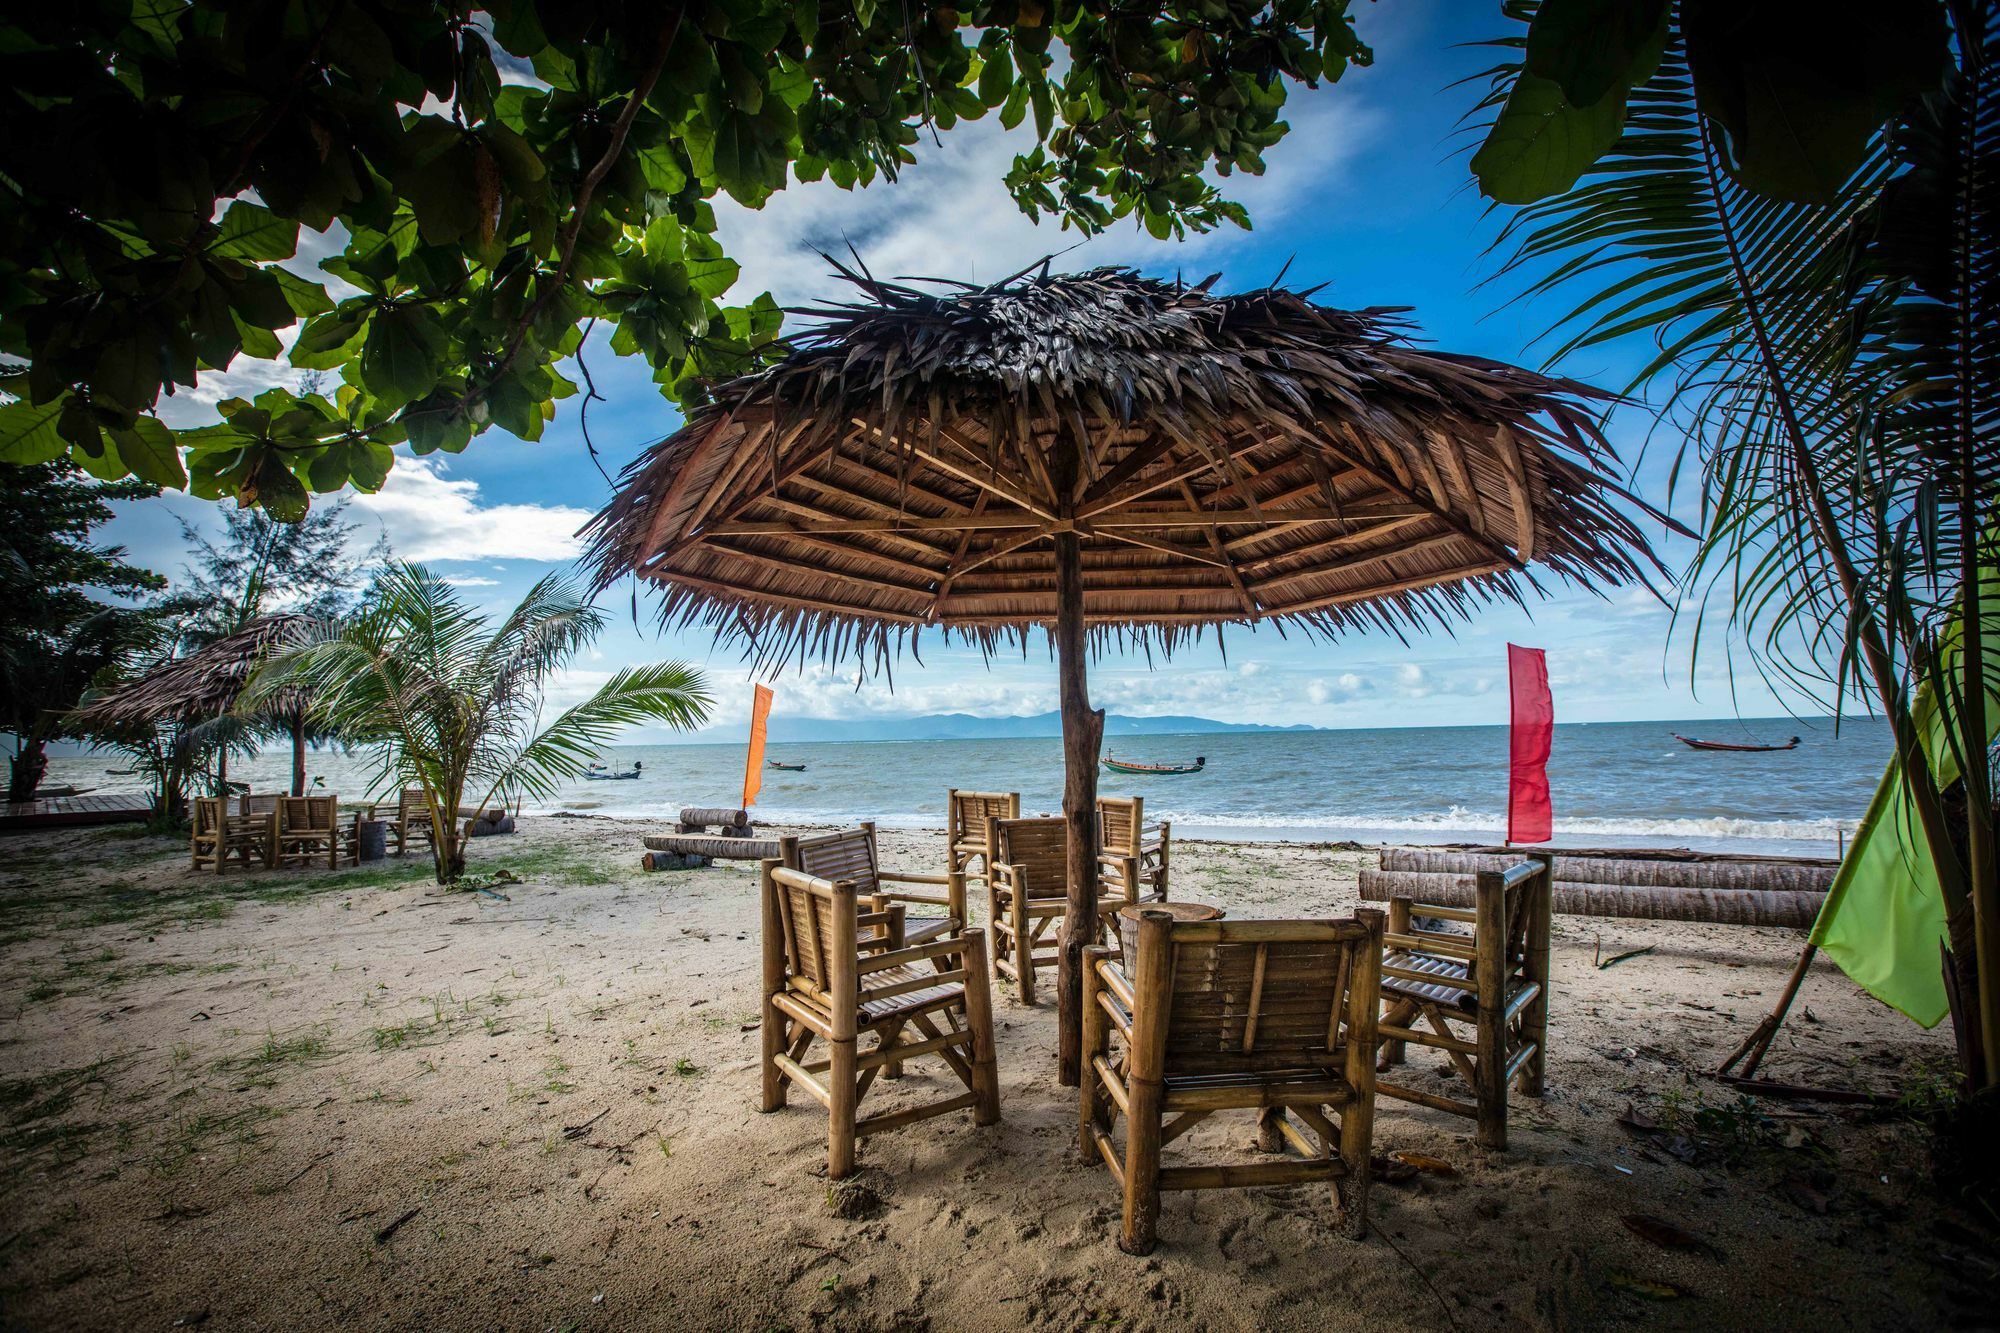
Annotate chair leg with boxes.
[1334,1104,1372,1240]
[828,1035,858,1178]
[759,1010,786,1113]
[1476,1007,1508,1152]
[1014,900,1035,1005]
[960,934,1002,1126]
[1119,1081,1163,1255]
[1256,1107,1286,1153]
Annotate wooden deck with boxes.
[0,792,153,834]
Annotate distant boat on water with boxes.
[585,759,644,781]
[768,761,807,772]
[1103,754,1206,776]
[1671,733,1801,753]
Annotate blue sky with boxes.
[109,4,1824,743]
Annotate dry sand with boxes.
[0,816,1985,1331]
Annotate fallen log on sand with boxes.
[640,833,780,870]
[1360,846,1836,928]
[677,806,754,835]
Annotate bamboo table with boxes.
[1116,901,1224,966]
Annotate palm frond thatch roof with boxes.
[584,263,1674,665]
[74,613,317,731]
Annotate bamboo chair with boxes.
[784,823,963,945]
[376,787,435,858]
[1081,908,1385,1254]
[986,815,1070,1004]
[189,796,274,873]
[944,788,1019,923]
[274,795,342,870]
[1097,795,1171,937]
[758,860,1002,1178]
[1377,853,1553,1151]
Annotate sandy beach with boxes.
[0,816,1981,1331]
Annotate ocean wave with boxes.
[1140,805,1846,842]
[529,798,1846,844]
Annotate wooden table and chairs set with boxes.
[759,789,1556,1254]
[189,786,439,874]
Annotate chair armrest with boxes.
[877,869,952,886]
[1091,952,1137,1012]
[1385,930,1479,961]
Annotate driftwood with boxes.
[1379,847,1836,892]
[642,833,779,861]
[1360,869,1822,928]
[679,806,750,830]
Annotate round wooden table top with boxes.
[1116,901,1225,925]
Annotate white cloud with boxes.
[713,84,1380,312]
[445,575,500,587]
[348,457,591,564]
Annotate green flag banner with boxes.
[1810,563,2000,1027]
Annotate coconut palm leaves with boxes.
[1481,1,1999,1082]
[243,564,711,883]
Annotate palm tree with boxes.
[243,564,711,883]
[1474,1,1998,1083]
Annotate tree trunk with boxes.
[1958,509,1996,1088]
[290,716,307,798]
[1053,527,1104,1089]
[7,741,47,804]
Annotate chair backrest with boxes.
[397,787,426,820]
[949,789,1020,844]
[1127,914,1385,1075]
[764,865,859,1006]
[1097,796,1144,857]
[238,793,279,815]
[785,825,881,897]
[992,816,1068,900]
[280,795,337,833]
[1391,855,1552,983]
[193,796,224,835]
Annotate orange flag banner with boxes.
[741,684,773,809]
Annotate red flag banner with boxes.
[1507,645,1553,844]
[741,684,773,809]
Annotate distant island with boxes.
[694,711,1318,745]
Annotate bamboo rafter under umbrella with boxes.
[584,261,1678,1086]
[73,613,322,796]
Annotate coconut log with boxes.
[1379,847,1835,893]
[642,833,779,860]
[1359,869,1823,928]
[678,806,750,829]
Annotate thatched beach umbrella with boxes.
[75,613,321,795]
[585,264,1672,1084]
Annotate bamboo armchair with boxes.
[190,796,275,873]
[945,788,1019,922]
[986,815,1071,1004]
[1097,795,1171,933]
[274,795,342,870]
[1082,909,1385,1254]
[1377,852,1553,1151]
[758,860,1001,1178]
[375,787,435,858]
[784,823,963,945]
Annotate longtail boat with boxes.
[1671,733,1801,753]
[768,761,807,771]
[1102,754,1206,776]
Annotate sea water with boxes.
[47,717,1889,859]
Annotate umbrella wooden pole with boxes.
[1054,527,1104,1089]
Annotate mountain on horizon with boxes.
[693,710,1317,744]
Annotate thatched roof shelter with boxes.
[585,263,1674,1082]
[74,614,321,794]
